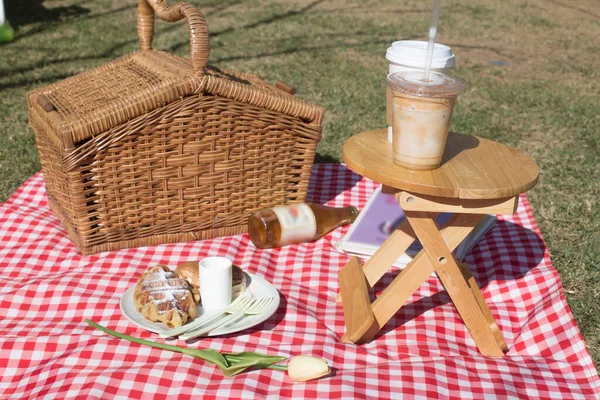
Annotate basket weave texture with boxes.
[27,0,323,254]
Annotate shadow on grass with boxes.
[164,1,423,63]
[0,37,401,90]
[165,0,326,54]
[445,42,520,61]
[0,33,417,91]
[545,0,600,20]
[3,0,513,95]
[5,1,90,28]
[2,1,91,46]
[314,153,339,163]
[0,22,179,77]
[211,36,403,63]
[0,0,244,81]
[211,0,326,39]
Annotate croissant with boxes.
[133,264,200,328]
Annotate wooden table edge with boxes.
[342,129,540,200]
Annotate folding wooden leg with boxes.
[458,262,508,352]
[337,191,508,354]
[362,219,417,287]
[336,219,418,303]
[339,257,375,343]
[405,211,506,356]
[344,213,484,344]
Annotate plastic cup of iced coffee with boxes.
[387,71,466,170]
[385,41,456,141]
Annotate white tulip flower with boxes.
[287,355,331,382]
[88,320,333,381]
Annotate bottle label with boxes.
[272,204,317,246]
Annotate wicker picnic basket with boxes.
[27,0,324,255]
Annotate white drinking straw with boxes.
[422,0,441,82]
[0,0,6,26]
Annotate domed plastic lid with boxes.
[386,40,455,68]
[386,71,466,98]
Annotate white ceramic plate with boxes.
[120,273,280,337]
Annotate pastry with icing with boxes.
[133,264,200,328]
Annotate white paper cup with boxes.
[386,40,456,141]
[199,256,233,312]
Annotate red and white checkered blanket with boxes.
[1,165,598,399]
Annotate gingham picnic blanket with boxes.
[1,164,598,399]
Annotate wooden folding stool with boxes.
[338,129,539,356]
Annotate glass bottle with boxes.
[247,203,359,249]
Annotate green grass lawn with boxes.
[1,0,598,370]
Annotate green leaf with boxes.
[85,320,287,377]
[221,352,288,376]
[86,319,189,354]
[182,348,230,370]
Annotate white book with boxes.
[335,187,496,267]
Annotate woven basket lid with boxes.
[28,50,323,149]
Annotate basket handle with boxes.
[137,0,209,76]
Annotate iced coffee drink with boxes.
[385,40,456,141]
[387,71,465,170]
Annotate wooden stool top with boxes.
[342,129,539,200]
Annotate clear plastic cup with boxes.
[385,41,456,141]
[387,71,466,171]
